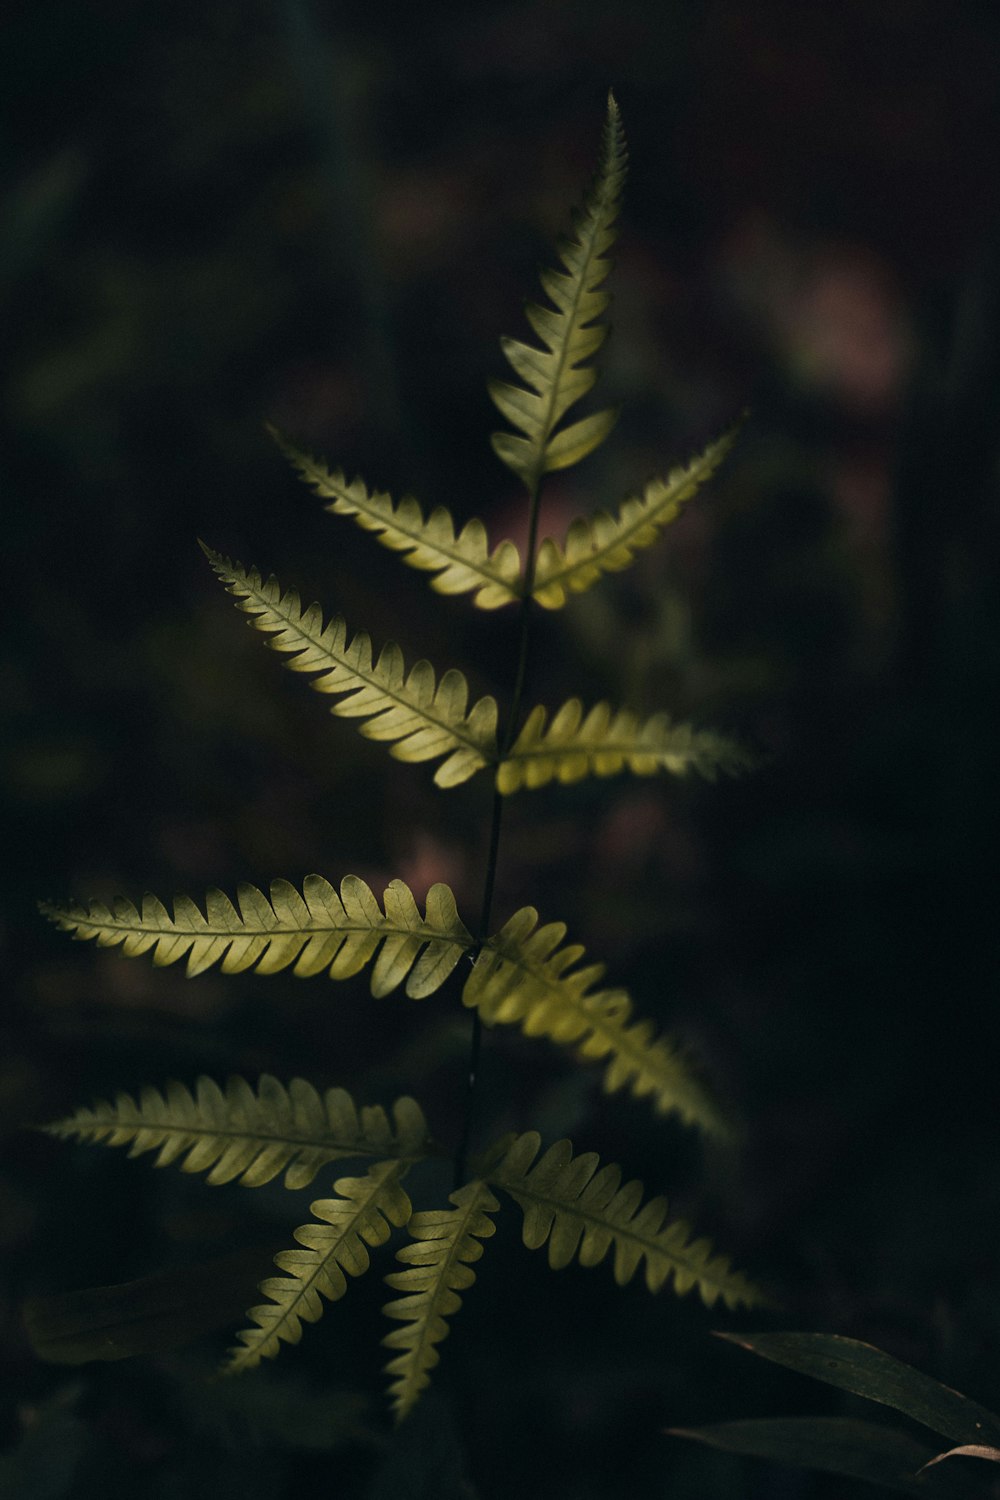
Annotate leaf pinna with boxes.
[482,1132,761,1308]
[270,428,522,611]
[44,1076,431,1188]
[202,546,499,787]
[489,90,626,490]
[41,875,472,996]
[39,97,760,1425]
[497,699,752,794]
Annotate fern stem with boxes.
[453,1008,484,1191]
[504,481,543,747]
[455,483,544,1188]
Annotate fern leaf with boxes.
[271,428,522,611]
[464,908,726,1135]
[530,425,739,608]
[227,1159,413,1371]
[40,875,472,997]
[489,92,626,489]
[202,546,498,787]
[382,1181,499,1420]
[484,1132,760,1308]
[43,1076,429,1189]
[496,698,752,794]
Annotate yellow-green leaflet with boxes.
[202,546,499,787]
[228,1161,414,1371]
[497,697,753,793]
[482,1133,762,1307]
[40,875,473,997]
[44,1077,430,1189]
[530,425,741,608]
[272,428,522,610]
[489,93,626,490]
[465,905,728,1135]
[382,1181,499,1420]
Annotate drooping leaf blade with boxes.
[202,546,498,787]
[24,1246,282,1363]
[671,1418,960,1498]
[40,875,473,997]
[227,1160,413,1372]
[489,92,627,488]
[715,1332,1000,1447]
[464,907,728,1135]
[43,1076,430,1189]
[483,1133,761,1308]
[530,425,739,608]
[922,1446,1000,1473]
[382,1181,499,1420]
[271,428,522,610]
[496,699,753,793]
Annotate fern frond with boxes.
[464,907,726,1135]
[271,428,522,611]
[489,92,626,489]
[40,875,472,997]
[530,426,739,608]
[382,1181,499,1420]
[44,1076,429,1189]
[496,698,752,794]
[227,1159,413,1371]
[201,546,499,787]
[483,1132,760,1308]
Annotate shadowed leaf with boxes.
[715,1332,1000,1447]
[24,1246,281,1363]
[671,1418,973,1498]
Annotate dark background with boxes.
[3,1,999,1496]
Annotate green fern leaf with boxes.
[271,428,522,610]
[227,1159,413,1371]
[464,907,726,1135]
[489,91,626,489]
[40,875,472,996]
[43,1076,429,1189]
[496,698,752,793]
[484,1132,760,1307]
[382,1180,499,1420]
[530,425,739,607]
[202,546,498,786]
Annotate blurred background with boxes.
[3,1,1000,1495]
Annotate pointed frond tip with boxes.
[201,545,498,786]
[489,94,628,489]
[464,906,729,1136]
[43,1076,430,1189]
[40,875,472,997]
[531,424,742,608]
[497,697,754,794]
[382,1181,499,1420]
[269,427,522,611]
[227,1160,413,1372]
[482,1132,762,1309]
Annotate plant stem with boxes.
[454,480,543,1188]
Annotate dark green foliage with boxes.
[675,1332,1000,1494]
